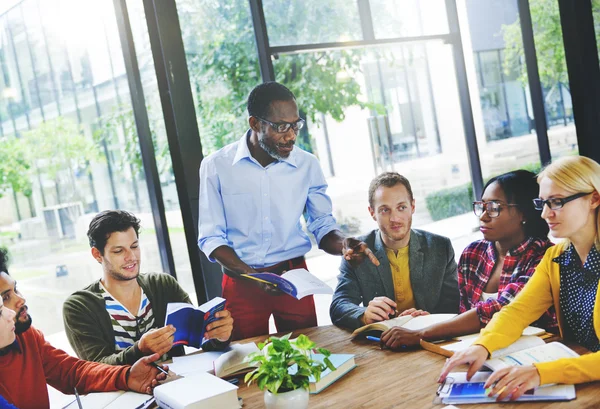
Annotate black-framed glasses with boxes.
[255,116,305,133]
[532,192,593,211]
[472,201,518,218]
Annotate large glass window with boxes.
[370,0,449,39]
[0,0,169,345]
[263,0,362,46]
[124,0,195,300]
[465,0,576,168]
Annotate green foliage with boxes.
[178,0,367,155]
[22,117,102,182]
[93,104,170,178]
[0,137,32,198]
[502,0,600,90]
[244,333,335,394]
[425,183,474,221]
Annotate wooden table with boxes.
[233,325,599,409]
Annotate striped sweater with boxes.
[63,272,229,365]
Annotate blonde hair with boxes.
[537,155,600,250]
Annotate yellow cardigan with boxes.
[476,242,600,385]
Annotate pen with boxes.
[366,336,380,342]
[73,388,83,409]
[151,361,169,376]
[241,274,278,287]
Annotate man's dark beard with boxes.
[15,307,32,334]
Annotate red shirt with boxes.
[458,237,558,331]
[0,327,129,409]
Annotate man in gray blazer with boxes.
[330,172,459,331]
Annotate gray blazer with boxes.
[330,228,459,330]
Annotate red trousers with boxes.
[222,257,317,340]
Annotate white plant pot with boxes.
[264,388,309,409]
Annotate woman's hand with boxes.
[484,365,541,401]
[438,345,489,383]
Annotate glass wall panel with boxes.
[177,0,261,156]
[271,39,474,254]
[463,0,575,180]
[124,0,195,300]
[0,0,167,344]
[370,0,449,39]
[262,0,362,46]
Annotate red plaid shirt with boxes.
[458,237,558,331]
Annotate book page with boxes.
[170,351,225,375]
[200,296,226,312]
[484,342,579,371]
[401,314,456,331]
[352,315,413,336]
[165,302,194,319]
[280,269,333,299]
[444,335,544,356]
[75,391,124,409]
[214,343,259,377]
[104,392,151,409]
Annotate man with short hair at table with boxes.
[198,81,379,340]
[330,172,459,330]
[63,210,233,365]
[0,250,168,409]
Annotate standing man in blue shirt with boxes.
[198,81,379,340]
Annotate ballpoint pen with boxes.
[73,388,83,409]
[241,274,278,287]
[151,361,169,376]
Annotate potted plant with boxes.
[244,333,336,409]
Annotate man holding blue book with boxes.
[198,82,379,340]
[63,210,234,365]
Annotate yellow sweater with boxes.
[475,242,600,385]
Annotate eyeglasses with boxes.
[472,201,518,218]
[255,116,305,133]
[532,192,593,211]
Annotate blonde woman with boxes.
[438,155,600,401]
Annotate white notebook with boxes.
[154,373,240,409]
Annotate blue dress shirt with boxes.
[198,131,339,268]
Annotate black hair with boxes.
[87,210,141,255]
[483,170,549,239]
[247,81,296,119]
[0,247,9,274]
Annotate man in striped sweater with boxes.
[0,246,167,409]
[63,210,234,365]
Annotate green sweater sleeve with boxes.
[63,291,145,366]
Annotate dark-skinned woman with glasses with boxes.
[380,170,557,350]
[439,156,600,401]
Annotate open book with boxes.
[61,391,152,409]
[165,297,226,349]
[168,343,259,378]
[352,313,457,336]
[483,341,579,371]
[420,326,551,358]
[248,268,333,299]
[214,343,260,378]
[438,371,576,404]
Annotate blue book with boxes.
[309,354,356,394]
[248,268,333,299]
[288,354,356,394]
[165,297,226,349]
